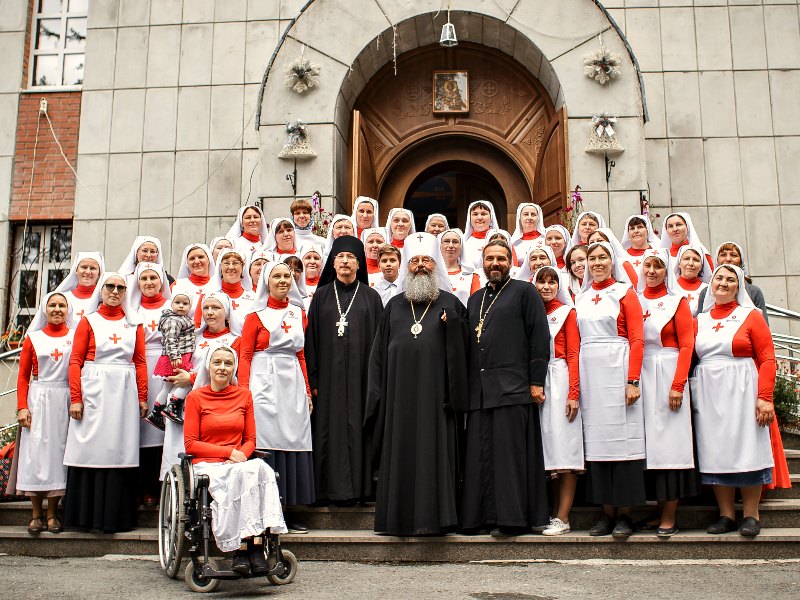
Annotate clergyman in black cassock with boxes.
[305,235,384,503]
[366,232,470,536]
[461,239,551,535]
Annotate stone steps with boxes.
[786,448,800,471]
[2,526,799,561]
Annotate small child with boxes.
[145,293,195,429]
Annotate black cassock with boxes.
[366,291,469,535]
[461,277,551,531]
[305,279,384,501]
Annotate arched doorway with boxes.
[348,42,568,230]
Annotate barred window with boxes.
[30,0,87,87]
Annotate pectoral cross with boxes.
[475,320,484,343]
[336,316,348,337]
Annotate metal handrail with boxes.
[768,303,800,320]
[0,348,21,361]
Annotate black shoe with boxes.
[248,540,269,574]
[231,550,251,575]
[489,527,514,538]
[707,516,737,535]
[162,400,183,425]
[656,525,679,538]
[144,406,166,431]
[286,522,308,534]
[612,516,634,539]
[739,517,761,538]
[633,517,659,532]
[589,515,613,536]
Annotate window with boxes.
[7,223,73,340]
[29,0,87,87]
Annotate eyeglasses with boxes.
[103,283,127,293]
[408,257,435,266]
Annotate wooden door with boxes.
[533,108,569,223]
[348,109,378,210]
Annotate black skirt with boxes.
[645,468,700,502]
[585,459,647,507]
[138,446,163,498]
[63,467,138,533]
[264,450,315,507]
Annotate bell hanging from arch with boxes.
[440,22,458,47]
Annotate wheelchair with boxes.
[157,452,298,593]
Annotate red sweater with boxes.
[643,284,694,392]
[183,384,256,463]
[237,297,310,392]
[68,304,148,404]
[545,300,581,401]
[592,278,644,380]
[16,323,70,410]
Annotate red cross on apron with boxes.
[148,320,158,332]
[712,322,724,332]
[642,310,651,321]
[50,348,63,362]
[281,321,292,334]
[109,334,121,344]
[591,294,602,305]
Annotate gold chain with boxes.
[475,278,511,343]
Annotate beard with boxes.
[484,263,510,284]
[405,268,441,304]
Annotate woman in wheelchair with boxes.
[183,344,287,575]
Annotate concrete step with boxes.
[780,429,800,451]
[764,475,800,499]
[2,526,800,561]
[787,448,800,471]
[3,498,800,529]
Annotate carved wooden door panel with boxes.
[348,109,378,209]
[533,108,569,224]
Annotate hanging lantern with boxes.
[440,3,457,47]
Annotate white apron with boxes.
[232,235,264,258]
[63,290,97,321]
[447,269,473,307]
[539,305,584,471]
[227,290,257,336]
[512,236,546,267]
[675,279,708,316]
[576,282,645,461]
[16,329,74,492]
[173,277,219,326]
[159,330,239,480]
[690,306,773,474]
[250,306,311,451]
[638,293,694,469]
[138,303,167,448]
[63,313,141,468]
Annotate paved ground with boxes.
[3,555,799,599]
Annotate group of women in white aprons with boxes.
[14,198,788,540]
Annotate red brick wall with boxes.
[10,92,81,221]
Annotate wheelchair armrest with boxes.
[178,452,194,464]
[252,450,272,462]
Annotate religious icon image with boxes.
[432,70,469,114]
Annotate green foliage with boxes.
[774,375,800,430]
[0,422,17,448]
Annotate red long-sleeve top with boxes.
[183,384,256,464]
[693,301,776,402]
[366,258,380,274]
[643,283,694,393]
[545,300,581,401]
[68,304,148,405]
[16,323,69,410]
[237,297,310,393]
[622,260,638,289]
[592,278,644,380]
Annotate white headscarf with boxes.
[27,290,77,334]
[196,290,231,335]
[252,261,305,312]
[213,248,253,292]
[324,214,357,256]
[437,228,471,272]
[192,342,239,389]
[673,243,712,284]
[384,208,417,243]
[464,200,499,239]
[544,224,573,258]
[209,236,235,257]
[700,264,755,313]
[176,243,215,280]
[279,253,308,298]
[571,210,607,245]
[266,217,296,252]
[658,212,710,256]
[620,215,659,250]
[486,228,513,246]
[352,196,380,231]
[360,227,386,246]
[424,213,450,233]
[713,241,749,276]
[55,251,106,294]
[125,261,173,324]
[510,203,546,244]
[517,244,557,283]
[398,231,453,293]
[224,205,269,244]
[86,271,139,326]
[635,248,671,293]
[117,236,165,276]
[581,242,631,292]
[532,266,574,308]
[591,227,630,264]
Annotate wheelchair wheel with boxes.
[267,549,298,586]
[158,465,187,578]
[185,559,221,593]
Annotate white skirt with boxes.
[16,381,70,492]
[193,460,287,553]
[540,358,584,471]
[140,347,165,448]
[160,419,184,481]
